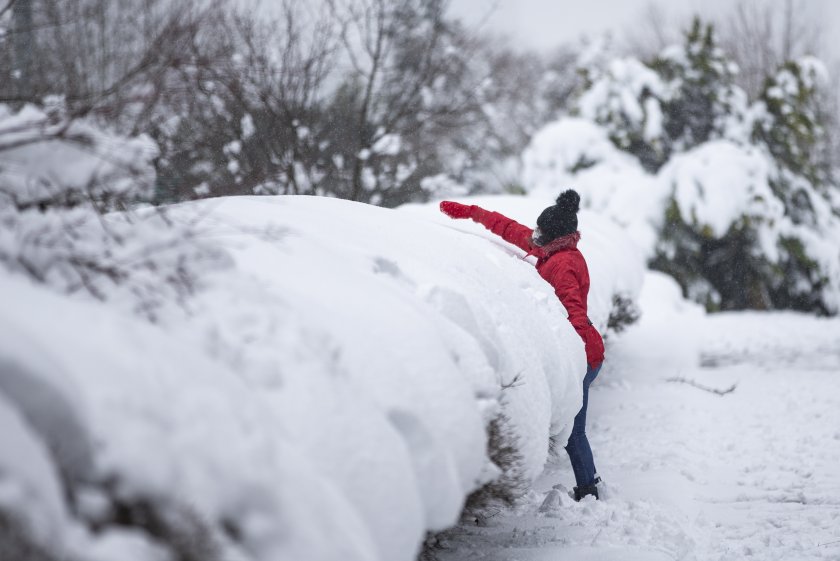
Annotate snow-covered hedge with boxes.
[0,194,644,561]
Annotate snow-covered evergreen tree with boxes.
[576,42,669,172]
[651,19,746,151]
[525,18,840,315]
[754,57,830,186]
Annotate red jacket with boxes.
[469,206,605,368]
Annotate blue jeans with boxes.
[565,363,601,487]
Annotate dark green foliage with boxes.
[652,212,775,312]
[754,60,829,186]
[770,236,830,314]
[651,18,739,152]
[651,199,833,314]
[607,292,641,334]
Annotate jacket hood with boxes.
[528,231,581,259]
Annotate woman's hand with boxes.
[439,201,473,219]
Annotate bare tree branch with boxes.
[666,376,737,396]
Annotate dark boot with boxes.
[572,476,601,501]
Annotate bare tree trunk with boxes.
[12,0,33,100]
[349,0,386,202]
[782,0,793,61]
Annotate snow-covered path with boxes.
[435,273,840,561]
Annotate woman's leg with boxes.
[565,364,601,487]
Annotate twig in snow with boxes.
[666,376,737,396]
[501,372,524,391]
[818,539,840,547]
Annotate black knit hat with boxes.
[534,189,580,246]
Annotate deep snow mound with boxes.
[0,194,645,561]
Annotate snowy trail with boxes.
[435,274,840,561]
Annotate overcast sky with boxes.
[448,0,840,59]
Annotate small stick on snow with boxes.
[818,539,840,547]
[666,376,737,396]
[501,372,525,391]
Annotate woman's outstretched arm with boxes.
[440,201,534,253]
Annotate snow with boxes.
[1,193,642,561]
[0,391,68,550]
[0,271,381,561]
[663,141,779,239]
[576,57,668,148]
[522,118,621,182]
[371,133,401,156]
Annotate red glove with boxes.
[439,201,473,220]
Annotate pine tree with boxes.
[575,49,668,172]
[575,18,746,173]
[755,58,829,187]
[651,17,744,151]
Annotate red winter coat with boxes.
[469,206,605,368]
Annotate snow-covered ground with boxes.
[432,271,840,561]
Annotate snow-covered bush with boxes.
[0,104,226,319]
[525,19,840,315]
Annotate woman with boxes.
[439,190,605,501]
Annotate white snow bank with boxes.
[1,194,622,561]
[610,271,706,370]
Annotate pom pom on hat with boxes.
[555,190,580,213]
